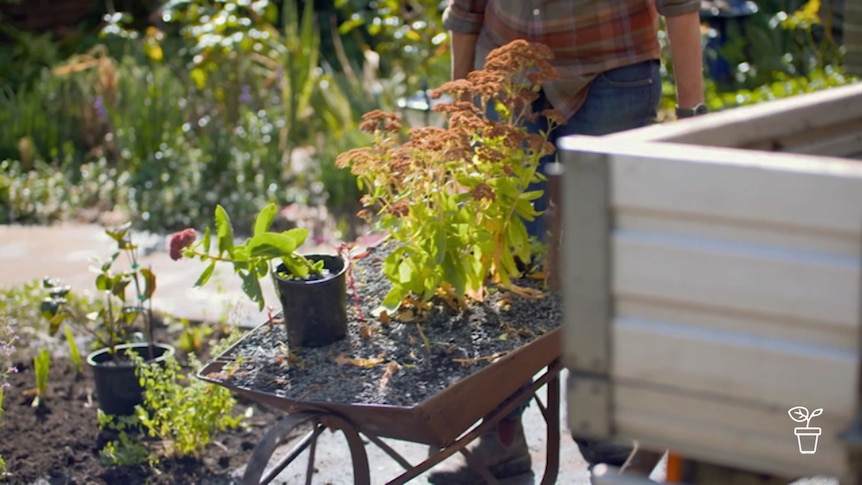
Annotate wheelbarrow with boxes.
[197,322,562,485]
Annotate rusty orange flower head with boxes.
[468,183,496,202]
[386,200,410,217]
[359,110,402,134]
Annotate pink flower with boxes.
[169,228,197,261]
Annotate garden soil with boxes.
[0,356,284,484]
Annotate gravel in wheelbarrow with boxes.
[198,241,561,447]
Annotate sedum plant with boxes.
[337,39,563,312]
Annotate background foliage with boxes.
[0,0,857,233]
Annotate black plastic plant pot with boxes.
[86,342,175,416]
[273,254,348,348]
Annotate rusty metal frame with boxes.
[238,360,562,485]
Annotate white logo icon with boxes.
[788,406,823,454]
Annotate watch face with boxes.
[676,104,708,118]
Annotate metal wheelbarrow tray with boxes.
[198,322,560,448]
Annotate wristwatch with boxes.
[675,103,708,119]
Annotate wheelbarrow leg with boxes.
[241,411,371,485]
[385,360,562,485]
[539,361,561,485]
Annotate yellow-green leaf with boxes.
[194,262,216,287]
[248,229,307,259]
[140,267,156,300]
[254,203,278,236]
[215,205,234,255]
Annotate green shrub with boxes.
[333,0,450,98]
[134,353,242,459]
[98,351,243,466]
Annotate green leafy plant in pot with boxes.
[41,223,175,415]
[170,203,348,348]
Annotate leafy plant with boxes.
[97,411,153,467]
[31,349,50,408]
[170,318,214,355]
[0,315,7,474]
[40,223,159,359]
[334,0,450,98]
[169,203,324,310]
[337,40,560,313]
[655,1,856,120]
[132,353,243,459]
[0,279,99,348]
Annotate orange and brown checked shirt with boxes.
[443,0,701,119]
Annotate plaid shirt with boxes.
[443,0,700,118]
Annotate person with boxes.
[428,0,706,483]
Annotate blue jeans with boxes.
[501,59,660,427]
[524,59,661,241]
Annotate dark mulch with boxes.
[203,242,562,407]
[0,356,281,485]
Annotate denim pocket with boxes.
[598,62,656,88]
[566,60,661,136]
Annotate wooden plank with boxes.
[613,232,861,327]
[606,145,862,236]
[746,118,862,157]
[616,296,858,353]
[782,126,862,158]
[591,83,862,148]
[561,145,614,440]
[613,317,859,416]
[615,209,861,262]
[614,384,853,479]
[561,147,612,374]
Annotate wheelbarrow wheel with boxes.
[242,411,371,485]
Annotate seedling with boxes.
[65,326,84,375]
[31,349,50,408]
